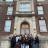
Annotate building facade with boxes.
[0,0,48,48]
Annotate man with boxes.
[35,35,39,48]
[32,35,39,48]
[11,35,16,48]
[28,34,33,48]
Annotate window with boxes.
[19,3,31,12]
[37,0,45,2]
[4,20,11,32]
[6,0,13,2]
[37,6,44,15]
[39,20,47,32]
[7,7,13,15]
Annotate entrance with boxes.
[20,21,30,35]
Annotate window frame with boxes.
[19,2,31,12]
[37,6,44,15]
[4,20,12,32]
[39,19,47,32]
[7,6,13,15]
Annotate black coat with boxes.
[11,36,16,48]
[35,36,39,44]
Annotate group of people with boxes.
[10,34,39,48]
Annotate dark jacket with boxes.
[11,36,16,48]
[35,36,39,44]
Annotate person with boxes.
[32,35,39,48]
[35,35,39,44]
[21,35,25,48]
[30,34,34,48]
[28,34,33,48]
[35,35,39,48]
[32,37,36,48]
[24,34,29,48]
[10,35,16,48]
[18,35,22,44]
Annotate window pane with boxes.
[37,6,44,15]
[6,0,13,2]
[39,20,47,32]
[40,26,47,32]
[38,11,44,15]
[37,6,43,10]
[39,20,46,26]
[7,7,13,15]
[19,3,31,12]
[37,0,45,2]
[4,20,11,32]
[5,21,11,26]
[5,27,11,32]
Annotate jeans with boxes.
[21,44,29,48]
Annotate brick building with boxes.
[0,0,48,48]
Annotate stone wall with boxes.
[0,36,10,48]
[39,40,48,48]
[1,40,10,48]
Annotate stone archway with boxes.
[20,21,30,35]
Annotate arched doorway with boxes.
[20,21,30,35]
